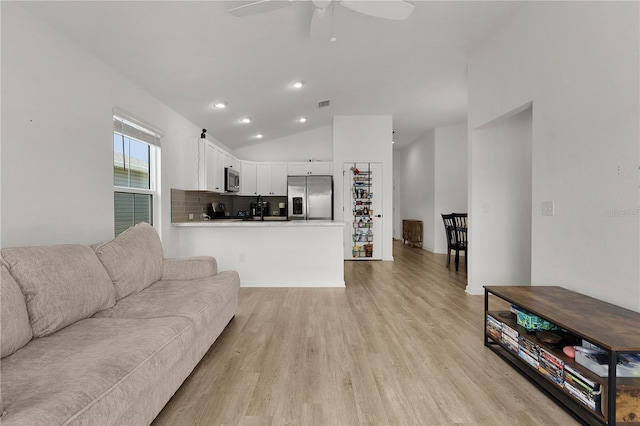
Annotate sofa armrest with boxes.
[161,256,218,281]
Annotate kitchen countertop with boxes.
[172,219,346,227]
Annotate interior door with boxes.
[343,162,383,260]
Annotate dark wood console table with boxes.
[484,286,640,425]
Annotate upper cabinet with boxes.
[224,152,240,171]
[198,139,225,192]
[288,161,333,176]
[196,141,331,195]
[256,162,288,196]
[271,162,288,195]
[256,162,272,196]
[240,161,257,196]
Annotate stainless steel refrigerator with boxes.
[287,175,333,220]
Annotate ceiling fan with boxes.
[227,0,415,42]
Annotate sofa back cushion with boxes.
[1,245,116,338]
[95,222,163,300]
[1,263,33,358]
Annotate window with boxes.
[113,109,162,236]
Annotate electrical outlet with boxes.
[188,213,194,220]
[239,252,245,262]
[542,201,554,216]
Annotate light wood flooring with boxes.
[153,240,578,425]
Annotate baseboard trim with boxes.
[465,286,484,296]
[241,280,346,288]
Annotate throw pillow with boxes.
[1,245,116,338]
[95,222,164,300]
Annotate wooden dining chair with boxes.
[451,213,467,272]
[441,214,456,268]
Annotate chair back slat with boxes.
[441,212,467,271]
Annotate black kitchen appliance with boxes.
[225,167,240,192]
[249,201,269,217]
[207,203,228,218]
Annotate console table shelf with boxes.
[484,286,640,426]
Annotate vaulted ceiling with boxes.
[18,1,524,149]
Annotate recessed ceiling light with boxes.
[255,133,264,139]
[291,81,304,89]
[240,117,252,124]
[298,117,307,123]
[213,101,227,109]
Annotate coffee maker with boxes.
[249,201,269,217]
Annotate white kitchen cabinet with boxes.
[256,162,288,196]
[224,153,240,171]
[240,160,257,196]
[287,161,333,176]
[256,162,272,196]
[271,162,288,196]
[198,139,225,192]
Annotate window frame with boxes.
[113,109,163,237]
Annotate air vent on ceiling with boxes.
[318,100,331,108]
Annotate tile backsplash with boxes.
[171,189,234,222]
[171,189,287,222]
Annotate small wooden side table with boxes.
[402,219,423,247]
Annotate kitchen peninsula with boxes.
[174,219,346,287]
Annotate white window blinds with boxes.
[113,108,163,147]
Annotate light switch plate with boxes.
[542,201,554,216]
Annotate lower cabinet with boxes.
[484,286,640,426]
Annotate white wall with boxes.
[233,125,332,162]
[433,123,468,253]
[467,2,639,311]
[333,116,394,260]
[1,4,202,256]
[470,107,532,287]
[394,123,467,253]
[393,131,435,249]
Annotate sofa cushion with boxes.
[95,222,164,300]
[162,256,218,281]
[0,264,33,358]
[1,245,116,338]
[0,316,195,426]
[93,271,240,324]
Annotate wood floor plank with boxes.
[153,241,578,426]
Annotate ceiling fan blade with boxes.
[309,5,332,44]
[227,0,293,17]
[340,0,415,20]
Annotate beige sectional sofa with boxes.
[0,222,240,425]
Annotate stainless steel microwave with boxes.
[225,167,239,192]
